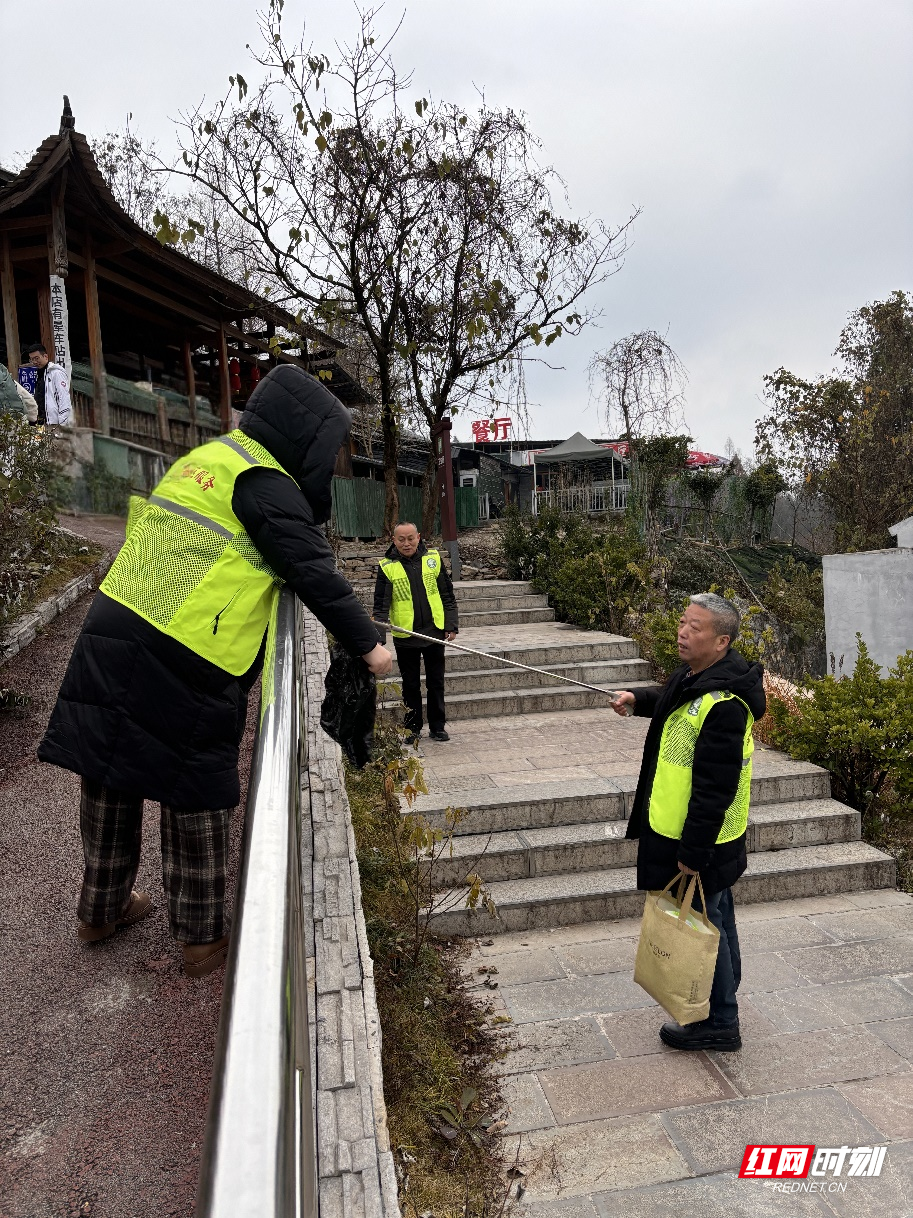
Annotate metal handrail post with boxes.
[196,588,318,1217]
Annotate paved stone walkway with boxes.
[416,621,913,1217]
[421,704,652,793]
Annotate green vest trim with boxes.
[648,690,755,844]
[379,550,445,638]
[100,430,292,676]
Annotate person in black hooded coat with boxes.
[613,592,766,1053]
[38,366,391,974]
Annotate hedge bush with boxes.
[0,416,61,638]
[500,505,663,636]
[768,637,913,816]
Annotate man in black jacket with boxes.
[39,366,391,976]
[373,522,459,743]
[613,592,766,1051]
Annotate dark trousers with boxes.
[78,777,231,944]
[705,886,741,1027]
[394,641,446,734]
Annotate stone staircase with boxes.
[404,580,897,937]
[454,580,556,628]
[388,581,655,719]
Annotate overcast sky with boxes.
[2,0,911,454]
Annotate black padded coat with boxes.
[38,366,378,809]
[625,649,767,896]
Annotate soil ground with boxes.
[0,515,257,1218]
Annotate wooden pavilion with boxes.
[0,98,367,468]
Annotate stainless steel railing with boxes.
[196,588,318,1217]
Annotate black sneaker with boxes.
[428,729,450,742]
[659,1019,741,1052]
[406,732,421,747]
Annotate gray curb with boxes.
[1,553,112,668]
[300,610,401,1217]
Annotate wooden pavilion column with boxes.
[182,339,198,448]
[83,231,110,434]
[37,282,55,362]
[217,322,232,433]
[0,233,20,375]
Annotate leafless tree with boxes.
[92,124,274,300]
[157,3,451,534]
[91,123,169,231]
[589,330,688,456]
[399,105,635,533]
[142,0,635,537]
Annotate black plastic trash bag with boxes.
[320,629,384,769]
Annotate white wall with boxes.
[823,548,913,675]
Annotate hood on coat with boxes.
[679,648,767,721]
[238,364,351,524]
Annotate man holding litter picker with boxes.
[612,592,766,1051]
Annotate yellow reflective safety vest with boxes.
[100,430,290,675]
[379,549,445,638]
[648,690,755,844]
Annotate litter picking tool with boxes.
[374,621,629,708]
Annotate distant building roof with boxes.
[535,432,611,463]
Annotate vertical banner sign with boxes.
[49,274,72,379]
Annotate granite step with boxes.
[430,798,862,887]
[407,680,648,720]
[381,680,648,720]
[453,580,535,601]
[442,635,641,673]
[448,593,551,613]
[459,607,556,627]
[427,657,654,695]
[429,841,897,936]
[412,760,834,836]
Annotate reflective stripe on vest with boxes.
[648,690,755,844]
[100,430,292,676]
[379,550,445,638]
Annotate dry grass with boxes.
[753,670,808,746]
[345,748,513,1217]
[7,540,104,624]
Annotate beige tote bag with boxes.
[633,872,721,1025]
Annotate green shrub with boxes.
[499,505,663,635]
[85,457,132,515]
[769,637,913,815]
[660,538,734,600]
[499,503,601,589]
[0,415,60,637]
[548,532,656,635]
[761,556,824,643]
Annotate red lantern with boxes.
[250,363,261,388]
[229,357,241,396]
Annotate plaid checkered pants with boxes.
[78,778,231,944]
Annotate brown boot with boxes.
[78,890,153,943]
[183,935,230,978]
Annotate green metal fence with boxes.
[331,477,479,538]
[455,485,481,529]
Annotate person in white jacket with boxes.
[27,343,72,425]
